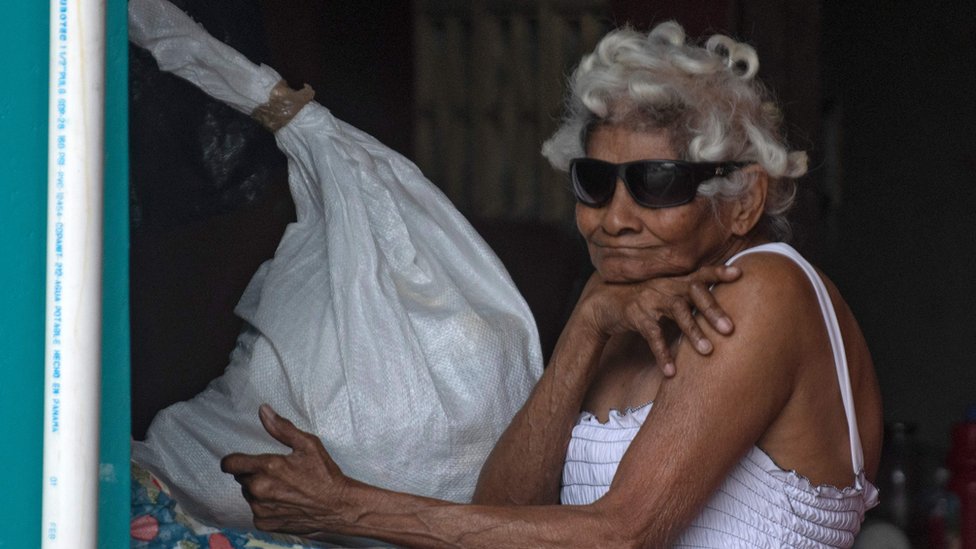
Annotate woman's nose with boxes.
[599,180,643,235]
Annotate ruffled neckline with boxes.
[574,403,879,505]
[577,401,653,428]
[749,445,879,503]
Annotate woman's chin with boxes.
[595,258,686,283]
[596,266,658,284]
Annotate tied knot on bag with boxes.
[252,80,315,132]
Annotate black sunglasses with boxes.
[569,158,748,209]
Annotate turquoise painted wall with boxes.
[101,0,132,546]
[0,1,129,547]
[0,0,48,544]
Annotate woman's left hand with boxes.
[572,265,740,376]
[220,405,351,536]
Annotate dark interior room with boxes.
[129,0,976,542]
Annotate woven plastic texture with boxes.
[129,0,543,529]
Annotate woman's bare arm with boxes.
[472,265,740,505]
[471,313,607,505]
[225,405,640,548]
[223,258,802,548]
[598,257,803,543]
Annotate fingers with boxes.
[582,265,741,376]
[221,451,290,480]
[633,312,675,377]
[688,283,733,335]
[717,265,742,282]
[646,334,675,377]
[224,456,288,503]
[688,265,738,334]
[669,297,712,355]
[694,265,741,284]
[221,452,267,475]
[240,482,254,503]
[259,404,316,453]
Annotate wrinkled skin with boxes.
[220,127,818,548]
[568,127,743,374]
[574,265,739,375]
[222,405,351,536]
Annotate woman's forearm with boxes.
[322,481,639,549]
[224,399,654,549]
[471,316,607,505]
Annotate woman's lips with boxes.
[591,243,655,255]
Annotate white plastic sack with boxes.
[129,0,543,529]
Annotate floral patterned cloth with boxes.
[131,463,345,549]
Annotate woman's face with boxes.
[576,125,739,283]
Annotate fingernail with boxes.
[663,363,676,377]
[259,404,275,422]
[696,339,713,354]
[727,266,741,276]
[717,318,733,333]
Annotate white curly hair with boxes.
[542,21,807,241]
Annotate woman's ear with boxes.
[729,165,768,236]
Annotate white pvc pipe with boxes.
[42,0,106,547]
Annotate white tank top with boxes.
[560,243,879,547]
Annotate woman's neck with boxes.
[705,232,771,269]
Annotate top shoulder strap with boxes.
[725,243,865,479]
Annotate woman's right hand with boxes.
[574,265,742,376]
[221,405,353,536]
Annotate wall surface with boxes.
[617,0,976,459]
[822,0,976,456]
[102,0,132,544]
[0,1,130,546]
[0,2,49,545]
[125,0,973,530]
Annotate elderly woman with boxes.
[222,22,883,547]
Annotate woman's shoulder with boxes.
[715,244,826,325]
[701,244,852,382]
[726,242,817,286]
[710,244,882,482]
[719,244,864,351]
[666,246,832,397]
